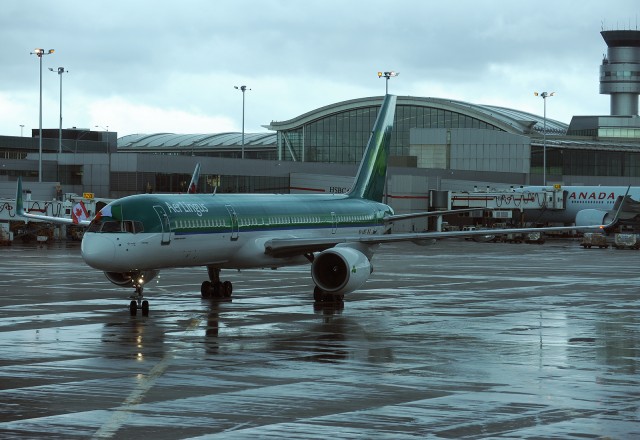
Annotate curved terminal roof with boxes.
[534,137,640,152]
[117,96,568,151]
[118,132,276,151]
[267,96,568,135]
[477,103,568,135]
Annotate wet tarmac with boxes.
[0,238,638,439]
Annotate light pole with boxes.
[49,67,67,154]
[234,85,250,159]
[534,91,555,186]
[377,71,399,94]
[30,48,54,182]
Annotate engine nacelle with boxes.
[104,270,160,288]
[311,247,371,295]
[575,209,608,229]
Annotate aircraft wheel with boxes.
[201,281,212,298]
[129,300,137,316]
[313,287,344,303]
[212,281,222,298]
[141,300,149,316]
[222,281,233,298]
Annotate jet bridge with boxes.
[436,187,566,224]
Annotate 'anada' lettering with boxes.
[567,191,615,201]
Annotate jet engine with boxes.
[104,270,160,288]
[311,247,372,295]
[575,209,608,228]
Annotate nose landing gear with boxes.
[129,283,149,317]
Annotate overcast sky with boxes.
[1,0,638,138]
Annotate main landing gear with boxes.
[313,286,345,313]
[313,286,344,304]
[129,284,149,317]
[201,266,233,300]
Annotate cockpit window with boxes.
[87,203,146,234]
[123,220,144,233]
[123,221,134,233]
[87,220,144,234]
[101,221,123,233]
[87,221,101,233]
[87,219,144,233]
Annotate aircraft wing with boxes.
[19,210,89,226]
[15,177,91,227]
[264,222,610,258]
[384,207,485,223]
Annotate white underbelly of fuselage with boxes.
[82,226,375,272]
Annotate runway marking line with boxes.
[92,317,202,439]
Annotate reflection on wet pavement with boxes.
[0,240,638,438]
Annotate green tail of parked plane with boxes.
[347,93,395,202]
[15,94,613,316]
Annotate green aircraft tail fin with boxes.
[347,94,396,202]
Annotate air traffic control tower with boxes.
[600,30,640,116]
[567,28,640,139]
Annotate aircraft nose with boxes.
[81,234,116,270]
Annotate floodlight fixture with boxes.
[378,71,399,94]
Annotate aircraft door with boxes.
[225,205,239,241]
[331,212,337,234]
[153,205,171,245]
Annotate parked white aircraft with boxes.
[516,185,639,226]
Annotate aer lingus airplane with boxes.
[16,95,612,316]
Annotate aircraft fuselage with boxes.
[518,185,640,223]
[81,192,392,272]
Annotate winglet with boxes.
[347,94,396,202]
[16,177,24,216]
[602,185,629,229]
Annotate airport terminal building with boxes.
[1,29,640,222]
